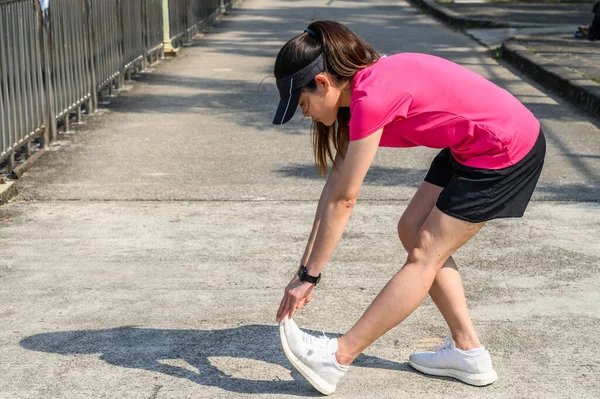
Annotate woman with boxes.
[273,20,545,395]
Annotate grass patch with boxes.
[591,77,600,83]
[528,47,537,52]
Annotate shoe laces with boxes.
[302,330,330,351]
[432,335,454,352]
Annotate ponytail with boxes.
[274,21,379,175]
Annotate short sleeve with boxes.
[349,85,413,141]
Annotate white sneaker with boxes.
[409,335,498,386]
[279,317,348,395]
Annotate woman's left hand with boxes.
[276,278,315,322]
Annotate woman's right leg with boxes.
[278,182,494,394]
[398,182,480,350]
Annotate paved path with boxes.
[1,0,599,398]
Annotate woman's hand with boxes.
[276,275,315,322]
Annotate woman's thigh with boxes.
[398,182,444,250]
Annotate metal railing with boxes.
[0,0,232,174]
[121,0,145,75]
[90,0,122,96]
[165,0,225,50]
[0,0,47,172]
[47,0,93,136]
[144,0,164,64]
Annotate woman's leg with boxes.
[398,182,481,350]
[336,206,485,365]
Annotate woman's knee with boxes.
[407,218,471,277]
[406,230,447,274]
[397,215,419,251]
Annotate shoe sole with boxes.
[409,360,498,386]
[279,322,336,396]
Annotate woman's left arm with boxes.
[276,129,383,322]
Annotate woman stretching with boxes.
[272,20,545,395]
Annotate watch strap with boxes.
[298,265,321,285]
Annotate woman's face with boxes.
[298,74,343,127]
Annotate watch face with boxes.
[299,266,306,280]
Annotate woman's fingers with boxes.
[286,293,298,319]
[305,291,313,303]
[277,291,296,322]
[276,291,289,321]
[285,295,294,319]
[276,281,314,322]
[296,288,313,308]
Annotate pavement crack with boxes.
[148,384,162,399]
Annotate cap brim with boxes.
[272,89,301,125]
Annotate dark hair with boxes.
[274,21,379,175]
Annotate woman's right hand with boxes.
[290,274,313,311]
[275,272,314,322]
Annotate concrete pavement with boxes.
[1,0,600,397]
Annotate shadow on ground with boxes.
[20,325,417,396]
[277,164,428,187]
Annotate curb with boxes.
[0,181,17,205]
[408,0,542,29]
[501,41,600,118]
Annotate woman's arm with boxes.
[304,129,382,276]
[300,151,346,266]
[280,150,346,320]
[277,129,382,322]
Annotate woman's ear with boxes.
[314,73,331,90]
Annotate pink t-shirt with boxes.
[349,53,540,169]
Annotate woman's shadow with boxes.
[20,325,415,396]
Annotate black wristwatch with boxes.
[298,265,321,285]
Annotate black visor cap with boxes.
[272,55,324,125]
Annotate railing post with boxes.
[141,0,149,69]
[32,0,49,149]
[117,0,125,89]
[84,0,98,113]
[162,0,178,55]
[39,0,57,143]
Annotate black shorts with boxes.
[424,129,546,223]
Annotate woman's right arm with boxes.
[300,151,345,266]
[281,148,347,318]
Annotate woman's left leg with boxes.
[336,206,485,365]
